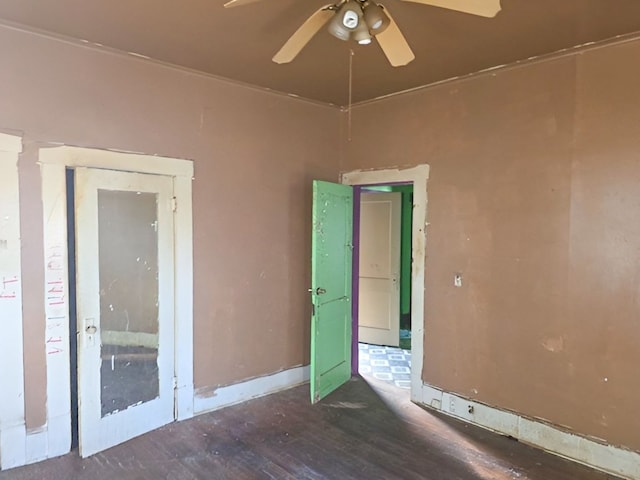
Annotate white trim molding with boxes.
[39,160,73,460]
[29,145,195,465]
[341,165,430,404]
[173,173,194,421]
[0,133,26,471]
[39,146,193,177]
[419,382,640,480]
[24,428,48,465]
[194,366,310,415]
[0,132,22,152]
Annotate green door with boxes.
[310,180,353,403]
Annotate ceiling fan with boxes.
[223,0,501,67]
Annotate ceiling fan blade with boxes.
[375,6,415,67]
[223,0,264,8]
[399,0,501,18]
[272,6,335,64]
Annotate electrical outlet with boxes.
[449,396,456,413]
[454,273,462,287]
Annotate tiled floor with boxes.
[358,342,411,389]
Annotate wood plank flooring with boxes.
[0,377,622,480]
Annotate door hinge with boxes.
[171,196,177,212]
[172,376,178,389]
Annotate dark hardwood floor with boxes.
[0,377,622,480]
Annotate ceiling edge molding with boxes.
[351,29,640,109]
[0,18,341,111]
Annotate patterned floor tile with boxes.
[358,342,412,390]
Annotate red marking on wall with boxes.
[46,278,65,307]
[0,275,18,299]
[46,335,64,355]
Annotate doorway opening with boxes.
[355,183,413,390]
[341,165,429,402]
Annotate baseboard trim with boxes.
[25,428,48,465]
[2,420,70,470]
[194,365,310,415]
[419,383,640,480]
[1,366,309,471]
[0,424,26,470]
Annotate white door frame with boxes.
[0,133,26,470]
[38,146,194,458]
[341,165,429,402]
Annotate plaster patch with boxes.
[542,336,564,353]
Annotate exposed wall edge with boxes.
[419,382,640,480]
[194,365,311,415]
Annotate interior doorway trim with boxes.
[37,145,194,460]
[0,133,26,470]
[341,165,429,402]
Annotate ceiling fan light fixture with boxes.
[362,1,390,34]
[328,0,363,41]
[353,20,372,44]
[342,9,360,28]
[327,16,351,41]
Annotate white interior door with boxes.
[358,191,401,347]
[75,167,175,457]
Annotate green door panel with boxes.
[310,180,353,403]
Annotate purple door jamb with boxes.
[351,186,362,375]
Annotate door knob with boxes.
[308,287,326,295]
[86,325,97,334]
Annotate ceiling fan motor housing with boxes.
[328,0,363,41]
[327,0,390,43]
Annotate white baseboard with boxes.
[46,415,71,458]
[420,383,640,480]
[3,422,68,470]
[1,366,308,471]
[194,365,310,415]
[0,424,26,470]
[25,428,48,465]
